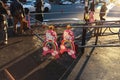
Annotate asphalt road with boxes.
[30,3,84,21]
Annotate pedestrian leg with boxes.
[13,17,18,34]
[20,19,24,34]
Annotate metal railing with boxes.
[1,15,120,80]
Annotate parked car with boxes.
[6,1,51,12]
[23,1,51,12]
[59,0,73,5]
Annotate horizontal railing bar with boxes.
[30,11,120,15]
[43,24,120,28]
[78,44,120,48]
[43,19,120,23]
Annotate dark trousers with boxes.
[0,22,8,44]
[13,16,23,34]
[0,30,5,43]
[100,15,105,21]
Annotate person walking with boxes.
[89,1,95,23]
[35,0,44,25]
[99,2,107,21]
[24,8,30,29]
[84,7,89,24]
[10,0,25,34]
[0,1,8,45]
[89,1,95,12]
[24,8,33,34]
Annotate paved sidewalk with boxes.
[67,46,120,80]
[67,32,120,80]
[67,3,120,80]
[0,28,41,71]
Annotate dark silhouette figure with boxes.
[89,1,95,12]
[84,7,89,24]
[0,1,8,45]
[35,0,43,22]
[99,2,107,21]
[10,0,25,34]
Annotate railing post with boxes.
[81,0,88,53]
